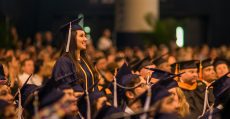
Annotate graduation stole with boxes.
[178,82,197,91]
[79,57,95,91]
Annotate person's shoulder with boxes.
[55,54,74,66]
[56,54,72,62]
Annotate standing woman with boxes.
[50,17,99,93]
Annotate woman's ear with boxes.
[125,91,135,99]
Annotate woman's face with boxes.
[76,30,87,50]
[160,88,179,113]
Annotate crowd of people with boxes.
[0,18,230,119]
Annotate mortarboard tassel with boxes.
[113,68,118,108]
[113,76,118,108]
[140,87,152,119]
[17,88,22,119]
[146,72,151,84]
[85,90,91,119]
[199,60,203,80]
[66,22,72,53]
[174,63,179,81]
[198,87,209,118]
[33,91,40,119]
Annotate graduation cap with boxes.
[59,17,83,53]
[145,68,175,80]
[128,57,140,67]
[201,58,214,69]
[152,53,169,66]
[72,84,84,92]
[120,74,140,86]
[14,74,33,100]
[23,88,65,116]
[172,60,199,70]
[115,62,132,84]
[0,64,5,80]
[153,57,168,66]
[93,104,123,119]
[210,72,230,100]
[131,57,153,72]
[39,89,65,109]
[20,84,39,107]
[57,84,72,90]
[155,72,183,90]
[213,58,230,68]
[138,85,171,106]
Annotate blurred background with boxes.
[0,0,230,49]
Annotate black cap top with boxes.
[115,62,132,84]
[145,68,174,80]
[89,91,105,104]
[131,57,153,72]
[152,53,169,66]
[72,84,84,92]
[39,89,65,109]
[213,58,229,68]
[59,17,83,32]
[174,60,199,70]
[57,84,72,90]
[21,84,39,107]
[201,58,214,69]
[120,74,140,86]
[153,57,168,66]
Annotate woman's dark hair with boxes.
[61,30,99,85]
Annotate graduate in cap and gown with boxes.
[51,17,99,92]
[172,60,213,119]
[213,58,229,78]
[152,53,171,73]
[112,73,180,119]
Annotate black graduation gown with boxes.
[180,81,214,119]
[154,112,179,119]
[52,54,79,86]
[52,54,99,118]
[52,54,98,91]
